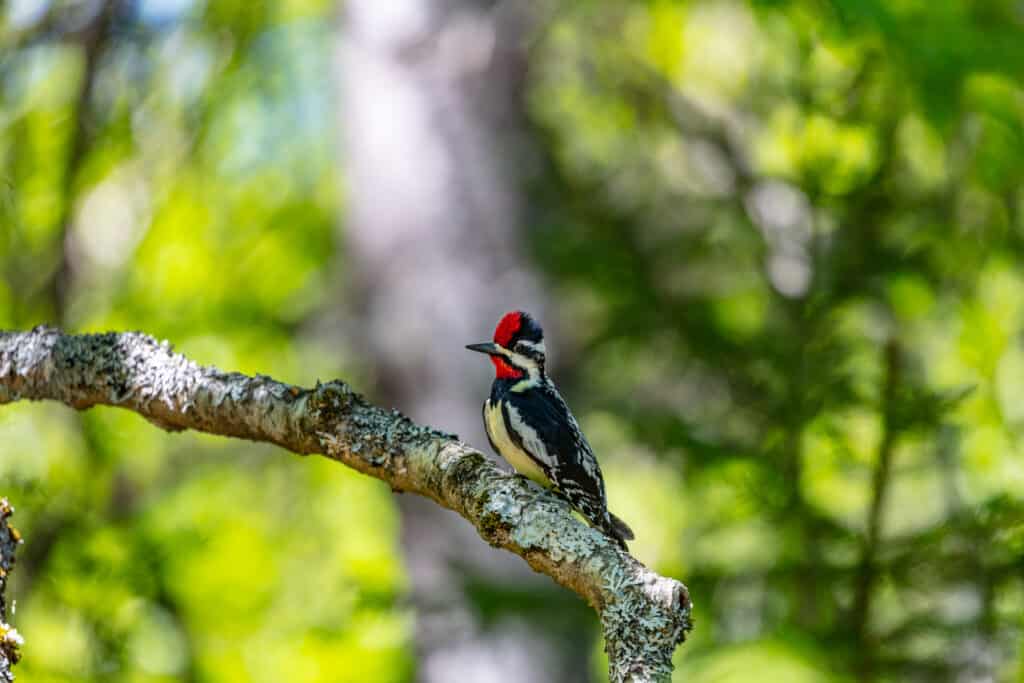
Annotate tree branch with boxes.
[0,499,24,682]
[0,326,692,681]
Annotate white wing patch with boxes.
[483,400,552,487]
[505,401,558,471]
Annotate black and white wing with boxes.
[503,384,610,528]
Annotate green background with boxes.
[2,0,1023,681]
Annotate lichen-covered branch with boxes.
[0,499,24,682]
[0,326,692,681]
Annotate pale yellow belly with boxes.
[484,401,550,487]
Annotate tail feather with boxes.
[606,511,634,550]
[550,485,635,550]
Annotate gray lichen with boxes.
[0,327,693,680]
[601,564,693,682]
[0,498,23,682]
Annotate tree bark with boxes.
[0,326,692,681]
[0,499,23,682]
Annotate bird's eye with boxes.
[514,341,528,352]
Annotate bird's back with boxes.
[490,377,612,527]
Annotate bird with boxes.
[466,310,634,550]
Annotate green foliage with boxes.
[2,2,410,681]
[2,0,1023,681]
[527,0,1024,679]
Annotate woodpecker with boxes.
[466,311,634,549]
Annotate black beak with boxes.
[466,342,501,355]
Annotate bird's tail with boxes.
[605,511,634,550]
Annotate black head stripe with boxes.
[509,312,544,347]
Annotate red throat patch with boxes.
[490,354,523,379]
[493,311,523,347]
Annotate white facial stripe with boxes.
[494,344,544,383]
[508,352,541,380]
[509,352,537,366]
[518,339,546,355]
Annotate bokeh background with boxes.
[2,0,1024,681]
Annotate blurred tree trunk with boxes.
[338,1,593,680]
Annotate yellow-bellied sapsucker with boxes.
[467,311,634,549]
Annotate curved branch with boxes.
[0,326,692,681]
